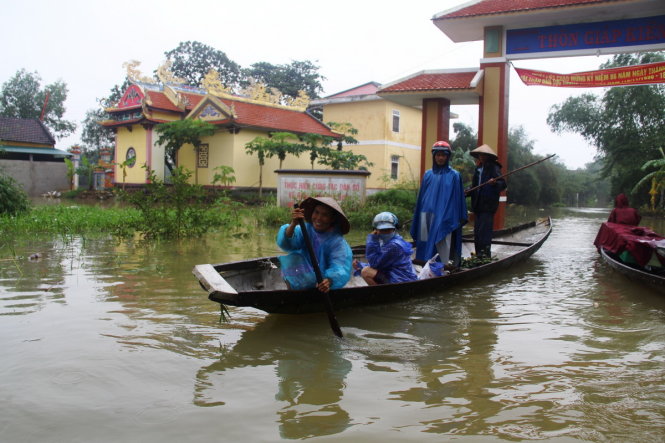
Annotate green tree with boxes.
[77,156,95,191]
[243,60,325,100]
[164,41,241,89]
[506,126,539,205]
[316,148,373,170]
[0,173,30,215]
[300,133,325,168]
[0,69,76,138]
[64,157,76,191]
[154,119,216,183]
[243,133,306,197]
[211,165,236,194]
[80,77,131,152]
[547,51,665,206]
[244,136,271,197]
[450,122,478,185]
[632,147,665,209]
[265,132,305,169]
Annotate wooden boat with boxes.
[594,221,665,294]
[193,217,552,314]
[599,247,665,293]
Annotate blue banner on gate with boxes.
[507,15,665,55]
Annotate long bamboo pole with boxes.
[465,154,557,195]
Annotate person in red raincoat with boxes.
[608,193,641,226]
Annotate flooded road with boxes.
[1,207,664,442]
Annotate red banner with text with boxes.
[514,61,665,87]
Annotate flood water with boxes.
[1,207,664,442]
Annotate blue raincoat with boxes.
[410,162,468,262]
[276,223,353,290]
[365,233,417,283]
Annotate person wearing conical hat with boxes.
[276,196,353,293]
[410,141,468,266]
[468,144,507,258]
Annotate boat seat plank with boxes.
[193,264,238,295]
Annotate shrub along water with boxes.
[118,166,238,239]
[0,173,30,216]
[1,181,420,239]
[0,204,141,236]
[258,189,418,235]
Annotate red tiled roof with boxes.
[106,86,338,137]
[326,82,381,98]
[145,90,181,112]
[0,117,55,145]
[218,98,338,137]
[379,71,479,93]
[180,92,205,110]
[436,0,613,19]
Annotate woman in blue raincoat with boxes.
[410,141,468,266]
[276,196,353,293]
[354,212,417,285]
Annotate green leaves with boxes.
[0,69,76,139]
[546,51,665,206]
[155,119,216,175]
[164,41,241,89]
[0,173,30,216]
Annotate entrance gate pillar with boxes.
[419,98,451,178]
[479,26,509,229]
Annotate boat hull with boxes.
[194,218,553,314]
[600,247,665,293]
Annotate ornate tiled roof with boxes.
[105,86,337,137]
[0,117,55,145]
[145,90,182,112]
[217,98,338,136]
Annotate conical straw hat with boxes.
[470,144,498,159]
[300,196,350,235]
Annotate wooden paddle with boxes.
[295,203,344,338]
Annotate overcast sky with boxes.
[2,0,616,169]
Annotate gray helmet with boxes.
[372,211,398,230]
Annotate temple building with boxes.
[101,66,340,190]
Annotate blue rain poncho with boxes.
[277,223,353,290]
[410,162,468,262]
[365,233,417,283]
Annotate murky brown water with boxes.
[1,207,664,442]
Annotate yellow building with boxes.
[310,75,480,192]
[310,82,422,192]
[101,82,339,189]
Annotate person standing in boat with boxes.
[354,212,417,285]
[277,196,353,293]
[410,141,468,267]
[608,193,641,226]
[467,144,507,258]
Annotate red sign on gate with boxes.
[515,61,665,88]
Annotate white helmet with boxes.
[372,212,398,230]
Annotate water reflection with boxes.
[1,206,665,441]
[194,315,352,439]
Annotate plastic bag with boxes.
[417,254,443,280]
